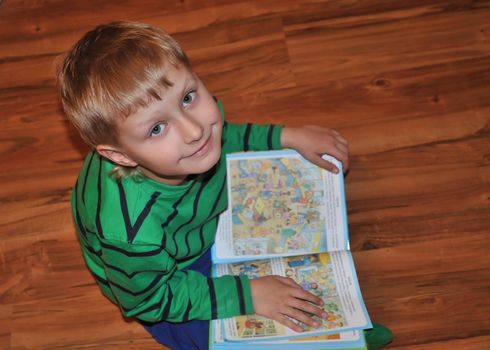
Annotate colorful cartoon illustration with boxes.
[235,315,282,338]
[225,253,348,339]
[228,259,272,279]
[229,155,328,257]
[283,253,347,331]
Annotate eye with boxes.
[182,91,196,108]
[149,122,166,137]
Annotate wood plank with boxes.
[390,335,490,350]
[285,5,490,84]
[1,0,489,349]
[355,233,490,345]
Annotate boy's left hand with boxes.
[281,125,349,174]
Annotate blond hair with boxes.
[58,21,191,178]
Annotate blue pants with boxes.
[141,249,211,350]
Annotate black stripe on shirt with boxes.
[161,182,197,256]
[126,297,162,318]
[161,286,173,320]
[109,273,165,296]
[82,151,96,206]
[176,171,214,235]
[267,125,275,150]
[74,209,87,238]
[103,261,170,278]
[197,225,205,253]
[84,243,102,257]
[122,282,164,316]
[182,299,193,322]
[243,123,252,151]
[183,226,192,258]
[78,238,102,257]
[161,181,197,230]
[130,191,160,242]
[177,171,215,257]
[207,277,218,319]
[117,180,161,243]
[207,174,227,219]
[233,276,246,315]
[74,180,87,238]
[99,240,164,257]
[117,181,132,241]
[92,272,109,286]
[95,156,104,238]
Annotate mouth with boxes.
[186,133,212,158]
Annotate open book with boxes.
[211,319,367,350]
[211,149,371,349]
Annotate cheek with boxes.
[212,118,223,142]
[203,100,222,124]
[143,139,179,163]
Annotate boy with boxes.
[58,21,390,349]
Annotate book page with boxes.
[213,150,348,263]
[211,320,365,350]
[254,329,362,346]
[215,252,371,342]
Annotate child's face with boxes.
[108,65,223,185]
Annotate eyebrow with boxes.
[181,75,197,93]
[135,75,197,129]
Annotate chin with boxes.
[204,150,222,172]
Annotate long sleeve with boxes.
[72,149,256,323]
[88,236,254,322]
[71,99,284,323]
[216,99,283,153]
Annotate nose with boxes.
[177,112,204,144]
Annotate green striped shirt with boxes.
[71,102,283,322]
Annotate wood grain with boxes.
[1,0,489,349]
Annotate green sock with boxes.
[364,323,393,350]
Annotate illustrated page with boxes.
[211,319,365,350]
[213,150,348,263]
[215,252,371,341]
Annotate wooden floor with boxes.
[1,0,489,349]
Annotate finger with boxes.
[334,134,348,146]
[318,157,340,174]
[274,313,304,333]
[322,149,348,173]
[279,276,302,289]
[335,141,349,154]
[336,149,349,171]
[283,307,321,329]
[290,298,327,319]
[329,128,348,143]
[291,288,324,307]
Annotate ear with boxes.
[95,144,138,167]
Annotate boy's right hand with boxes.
[249,275,326,332]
